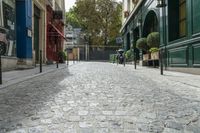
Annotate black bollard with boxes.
[73,54,75,64]
[160,50,163,75]
[40,50,42,73]
[134,50,136,69]
[67,53,69,66]
[0,55,2,84]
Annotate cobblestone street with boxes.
[0,62,200,133]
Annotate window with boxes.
[168,0,187,41]
[0,1,3,26]
[179,0,186,37]
[2,0,16,56]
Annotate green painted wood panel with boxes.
[192,0,200,34]
[168,46,188,66]
[193,44,200,65]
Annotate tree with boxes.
[65,7,81,28]
[66,0,122,46]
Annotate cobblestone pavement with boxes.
[0,62,200,133]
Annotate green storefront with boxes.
[122,0,200,73]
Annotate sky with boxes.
[65,0,122,12]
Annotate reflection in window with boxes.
[1,0,16,56]
[168,0,186,41]
[179,0,186,37]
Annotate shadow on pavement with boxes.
[0,68,73,132]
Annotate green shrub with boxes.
[110,54,117,63]
[58,51,67,63]
[149,47,159,53]
[125,49,134,61]
[136,38,149,52]
[147,32,160,48]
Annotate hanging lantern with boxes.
[156,0,166,8]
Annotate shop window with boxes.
[192,0,200,34]
[179,0,186,37]
[1,0,16,56]
[168,0,186,41]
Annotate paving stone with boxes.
[78,110,88,116]
[0,62,200,132]
[28,126,46,133]
[102,111,113,115]
[163,128,182,133]
[79,128,94,133]
[79,122,93,128]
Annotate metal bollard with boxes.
[160,50,163,75]
[134,50,136,69]
[0,55,2,84]
[40,50,42,73]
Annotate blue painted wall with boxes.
[16,0,32,59]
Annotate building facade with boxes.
[46,0,65,63]
[0,0,33,70]
[0,0,66,71]
[32,0,47,65]
[121,0,200,73]
[64,24,82,60]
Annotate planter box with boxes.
[143,54,150,61]
[151,52,159,60]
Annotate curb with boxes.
[0,65,69,89]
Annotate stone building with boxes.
[121,0,200,74]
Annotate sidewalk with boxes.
[0,61,76,89]
[124,63,200,89]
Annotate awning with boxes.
[48,23,66,40]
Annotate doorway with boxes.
[34,5,40,63]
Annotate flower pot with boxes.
[151,51,159,60]
[143,53,150,61]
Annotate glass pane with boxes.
[179,21,186,37]
[0,0,3,27]
[179,3,186,20]
[179,0,185,4]
[2,0,16,56]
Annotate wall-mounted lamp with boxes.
[156,0,166,8]
[136,19,141,27]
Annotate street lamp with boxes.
[156,0,166,75]
[136,19,141,27]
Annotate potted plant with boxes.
[147,32,160,48]
[58,51,67,63]
[125,49,134,62]
[149,47,159,60]
[136,37,150,60]
[147,32,160,60]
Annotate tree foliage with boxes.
[65,7,81,28]
[65,0,122,46]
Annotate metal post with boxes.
[67,51,69,66]
[0,55,2,84]
[73,53,75,64]
[160,49,163,75]
[67,52,69,66]
[34,51,36,67]
[134,49,136,69]
[40,50,42,73]
[57,61,59,68]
